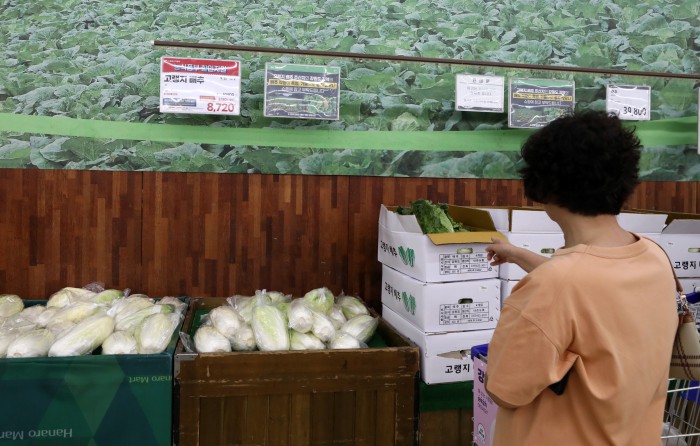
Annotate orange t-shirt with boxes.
[486,236,677,446]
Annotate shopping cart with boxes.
[663,380,700,446]
[665,289,700,446]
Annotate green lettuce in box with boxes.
[396,199,469,234]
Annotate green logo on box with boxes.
[398,246,415,267]
[401,292,416,315]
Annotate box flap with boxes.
[427,230,505,245]
[477,208,510,232]
[617,212,668,233]
[380,205,423,233]
[509,208,561,233]
[664,219,700,234]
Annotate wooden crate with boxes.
[418,409,474,446]
[174,298,420,446]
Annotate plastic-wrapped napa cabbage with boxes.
[46,287,96,308]
[327,304,347,330]
[231,323,256,351]
[303,287,335,314]
[101,331,138,355]
[90,289,124,305]
[19,305,46,324]
[340,315,379,343]
[329,332,362,350]
[252,304,289,351]
[47,301,102,331]
[35,307,59,327]
[115,304,174,333]
[0,295,24,318]
[49,313,115,357]
[135,312,181,354]
[193,325,231,353]
[6,329,55,358]
[290,330,325,350]
[230,293,272,324]
[288,299,314,333]
[311,310,336,343]
[0,333,18,358]
[336,295,370,320]
[110,296,155,322]
[209,305,244,341]
[262,290,291,305]
[157,296,187,315]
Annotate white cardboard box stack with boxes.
[655,212,700,325]
[482,208,670,306]
[378,205,504,384]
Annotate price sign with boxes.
[606,85,651,121]
[159,57,241,115]
[455,74,505,113]
[508,78,575,129]
[264,63,341,120]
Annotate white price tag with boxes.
[456,74,505,113]
[606,85,651,121]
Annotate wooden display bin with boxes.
[174,297,420,446]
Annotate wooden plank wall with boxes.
[1,169,698,306]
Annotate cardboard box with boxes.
[382,305,494,385]
[381,265,500,333]
[378,205,505,283]
[478,208,563,280]
[500,279,519,306]
[499,232,564,280]
[175,298,420,446]
[471,344,497,446]
[617,211,667,241]
[659,216,700,278]
[482,208,667,280]
[0,299,184,446]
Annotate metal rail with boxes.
[153,40,700,80]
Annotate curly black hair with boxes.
[519,110,641,216]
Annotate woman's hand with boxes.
[486,237,515,266]
[486,237,551,272]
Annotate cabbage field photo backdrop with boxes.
[0,0,698,179]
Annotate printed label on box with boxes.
[439,252,490,274]
[439,303,491,325]
[674,260,699,274]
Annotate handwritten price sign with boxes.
[606,85,651,121]
[456,74,505,113]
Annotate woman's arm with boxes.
[486,237,549,273]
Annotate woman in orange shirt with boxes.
[485,111,677,446]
